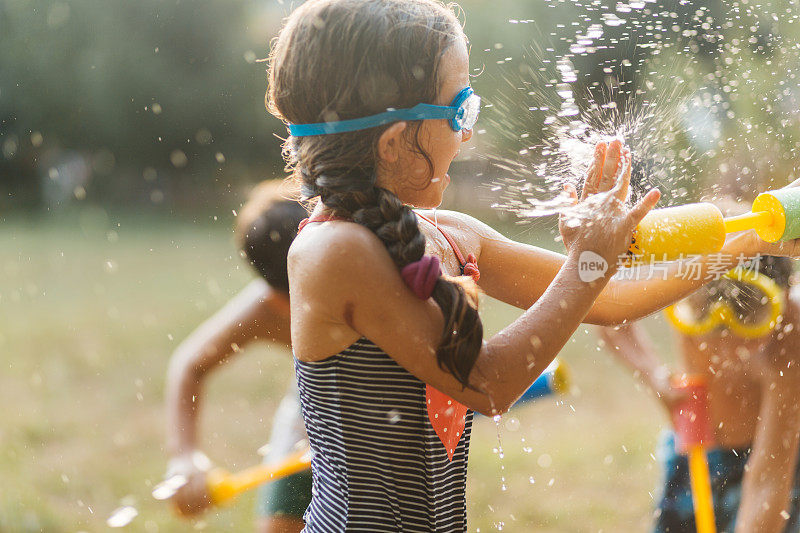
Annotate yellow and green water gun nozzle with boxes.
[629,188,800,262]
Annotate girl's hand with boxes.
[559,140,661,271]
[166,451,213,517]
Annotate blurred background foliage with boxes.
[3,0,777,215]
[4,0,800,531]
[2,0,797,217]
[1,0,286,211]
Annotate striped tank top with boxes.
[295,339,473,532]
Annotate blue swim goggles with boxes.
[288,86,480,137]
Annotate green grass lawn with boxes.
[0,209,678,532]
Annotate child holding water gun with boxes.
[600,256,800,532]
[268,0,800,530]
[164,181,310,532]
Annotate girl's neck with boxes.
[310,199,334,218]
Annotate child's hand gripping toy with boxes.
[628,188,800,261]
[671,375,717,533]
[156,447,313,516]
[206,447,312,506]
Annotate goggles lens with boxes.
[683,281,771,324]
[665,268,785,338]
[455,93,481,131]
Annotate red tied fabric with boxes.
[426,385,469,461]
[400,255,441,300]
[401,255,469,461]
[462,253,480,282]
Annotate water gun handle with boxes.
[671,375,717,533]
[207,448,312,505]
[722,188,800,242]
[516,359,570,406]
[688,444,717,533]
[670,375,715,451]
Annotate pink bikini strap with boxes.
[415,213,480,282]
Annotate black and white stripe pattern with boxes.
[295,338,473,532]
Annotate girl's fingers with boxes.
[599,139,623,192]
[581,142,607,200]
[564,183,579,205]
[612,150,632,203]
[627,188,661,227]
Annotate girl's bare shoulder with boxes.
[420,209,508,238]
[288,220,394,288]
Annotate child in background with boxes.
[269,0,798,530]
[600,256,800,533]
[164,181,309,533]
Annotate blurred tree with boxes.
[2,0,795,213]
[0,0,286,210]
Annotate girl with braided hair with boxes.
[268,0,800,530]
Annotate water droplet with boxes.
[107,506,138,528]
[504,417,520,432]
[151,475,187,501]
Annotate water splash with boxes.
[487,49,695,219]
[480,0,800,223]
[151,474,188,501]
[106,505,138,528]
[491,414,507,494]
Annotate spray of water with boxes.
[479,0,800,227]
[106,505,138,528]
[485,45,698,221]
[472,2,800,529]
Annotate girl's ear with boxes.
[377,121,408,164]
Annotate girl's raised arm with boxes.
[456,148,800,325]
[290,144,658,416]
[458,213,784,324]
[165,279,290,457]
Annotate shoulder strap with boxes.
[297,215,348,233]
[299,211,480,281]
[415,212,467,266]
[415,212,480,282]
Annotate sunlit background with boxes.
[2,0,799,530]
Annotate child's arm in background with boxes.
[164,278,291,516]
[291,143,660,416]
[736,382,800,533]
[475,221,792,326]
[597,322,684,412]
[736,303,800,533]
